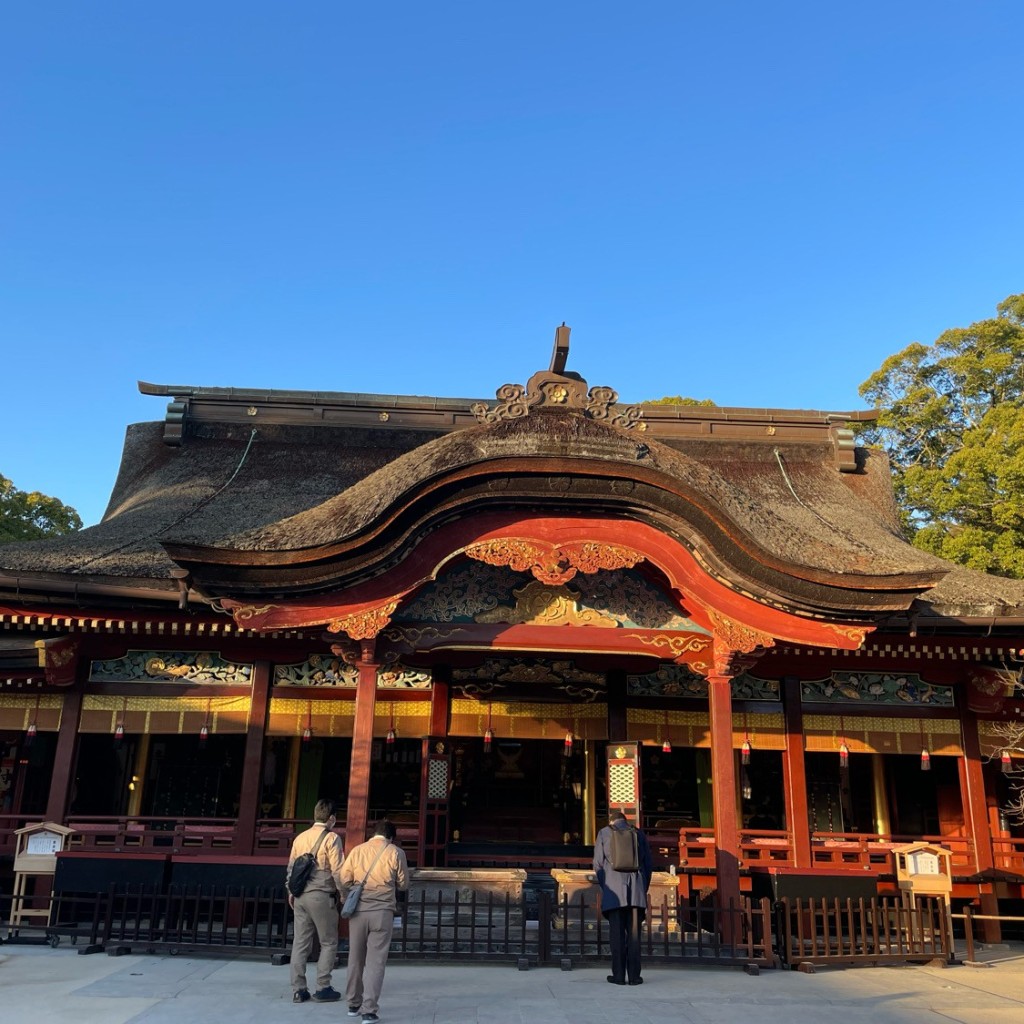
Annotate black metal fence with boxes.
[1,887,950,970]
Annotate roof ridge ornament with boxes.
[470,324,646,430]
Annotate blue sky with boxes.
[3,2,1023,527]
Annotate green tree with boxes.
[859,293,1024,577]
[0,473,82,543]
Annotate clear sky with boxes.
[3,2,1023,528]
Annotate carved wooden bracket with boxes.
[326,600,400,640]
[708,609,776,675]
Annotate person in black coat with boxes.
[592,810,653,986]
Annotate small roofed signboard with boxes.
[893,841,952,898]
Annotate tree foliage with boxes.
[643,396,717,406]
[0,473,83,544]
[859,294,1024,577]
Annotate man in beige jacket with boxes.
[286,799,346,1003]
[340,819,409,1024]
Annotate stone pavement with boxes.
[2,942,1023,1024]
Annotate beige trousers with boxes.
[345,908,394,1014]
[290,889,339,994]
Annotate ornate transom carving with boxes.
[801,672,953,706]
[475,580,619,628]
[89,650,253,685]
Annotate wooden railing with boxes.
[0,814,44,857]
[63,816,245,855]
[809,833,975,873]
[991,836,1024,875]
[673,828,990,876]
[0,815,1018,879]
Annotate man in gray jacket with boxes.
[340,819,409,1024]
[593,810,653,986]
[286,799,346,1003]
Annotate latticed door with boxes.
[605,741,642,824]
[418,737,452,867]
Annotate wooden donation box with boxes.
[893,842,952,908]
[9,822,76,931]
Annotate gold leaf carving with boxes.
[823,624,869,648]
[475,581,618,628]
[562,542,644,574]
[465,538,644,586]
[708,609,776,654]
[327,600,399,640]
[625,632,713,657]
[234,603,278,622]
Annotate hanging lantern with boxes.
[920,748,931,771]
[483,728,493,754]
[662,737,672,754]
[741,737,752,765]
[114,697,127,745]
[1001,749,1014,774]
[563,731,574,757]
[25,721,37,748]
[838,741,850,770]
[199,698,211,747]
[741,772,753,801]
[386,727,396,745]
[302,725,312,744]
[302,703,313,744]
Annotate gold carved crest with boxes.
[475,581,618,628]
[465,538,643,586]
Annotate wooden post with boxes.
[872,754,891,835]
[708,672,742,921]
[235,659,272,855]
[283,736,301,819]
[345,643,378,848]
[126,733,150,818]
[44,689,83,823]
[607,668,627,741]
[959,708,1001,944]
[429,664,450,738]
[782,676,812,868]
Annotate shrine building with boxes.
[1,327,1022,927]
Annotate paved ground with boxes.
[2,941,1023,1024]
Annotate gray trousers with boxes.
[345,908,394,1014]
[290,889,339,994]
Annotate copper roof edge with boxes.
[137,380,876,427]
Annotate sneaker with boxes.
[348,1008,361,1018]
[362,1014,380,1023]
[293,990,311,1003]
[312,987,342,1003]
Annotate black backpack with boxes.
[287,828,331,897]
[609,825,639,871]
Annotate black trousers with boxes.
[605,906,644,983]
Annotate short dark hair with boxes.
[610,810,627,822]
[374,819,397,841]
[314,799,337,823]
